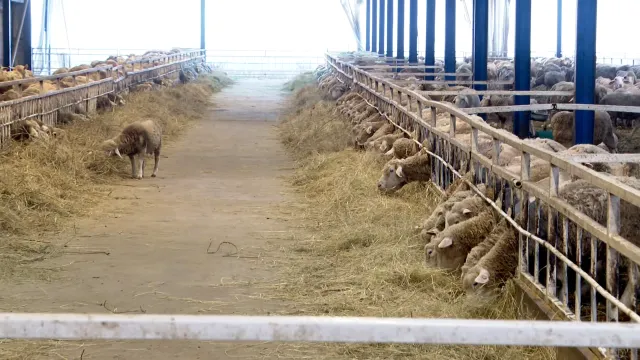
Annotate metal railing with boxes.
[205,49,325,78]
[0,49,206,148]
[325,52,640,359]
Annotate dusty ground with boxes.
[0,79,299,359]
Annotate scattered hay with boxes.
[278,86,351,160]
[282,71,317,92]
[271,85,556,359]
[0,73,231,279]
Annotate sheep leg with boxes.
[151,149,159,177]
[129,155,136,179]
[137,154,144,179]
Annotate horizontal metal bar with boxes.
[422,90,573,96]
[557,153,640,163]
[2,313,640,348]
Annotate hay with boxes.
[272,86,556,359]
[277,86,351,160]
[0,73,231,279]
[282,72,317,92]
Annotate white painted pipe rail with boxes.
[1,313,640,348]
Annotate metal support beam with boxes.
[397,0,405,59]
[574,0,597,145]
[372,0,378,53]
[408,0,418,63]
[200,0,205,54]
[556,0,562,58]
[386,0,393,58]
[425,0,436,79]
[514,0,531,139]
[378,0,385,56]
[366,0,371,51]
[3,0,12,68]
[472,0,489,93]
[22,0,32,69]
[445,0,456,81]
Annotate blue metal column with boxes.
[472,0,489,93]
[514,0,531,139]
[379,0,385,56]
[366,0,371,51]
[445,0,456,81]
[386,0,393,58]
[556,0,563,58]
[397,0,405,60]
[200,0,206,51]
[3,0,12,68]
[425,0,436,79]
[574,0,597,145]
[372,0,378,53]
[408,0,418,63]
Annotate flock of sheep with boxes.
[8,51,210,145]
[0,49,188,102]
[313,57,640,313]
[347,54,640,147]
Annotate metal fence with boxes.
[0,49,205,148]
[205,49,325,78]
[325,52,640,359]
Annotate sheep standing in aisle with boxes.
[101,119,163,179]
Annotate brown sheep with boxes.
[548,110,617,151]
[377,152,431,193]
[386,138,419,159]
[101,119,163,179]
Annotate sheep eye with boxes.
[472,282,479,288]
[389,169,394,173]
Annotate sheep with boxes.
[454,88,481,109]
[372,132,405,153]
[352,119,386,146]
[462,214,519,297]
[547,110,617,151]
[363,123,395,148]
[479,95,514,129]
[385,137,419,159]
[445,194,492,228]
[10,119,52,141]
[377,152,431,193]
[101,119,163,179]
[431,205,498,271]
[599,92,640,125]
[461,208,512,277]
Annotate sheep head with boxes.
[101,139,123,158]
[377,160,407,193]
[424,242,437,267]
[462,267,495,298]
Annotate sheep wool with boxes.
[101,119,163,180]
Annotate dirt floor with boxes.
[0,79,301,359]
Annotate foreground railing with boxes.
[1,313,640,349]
[0,50,205,148]
[325,51,640,359]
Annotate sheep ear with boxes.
[396,166,404,178]
[426,227,439,235]
[379,141,388,151]
[462,208,473,215]
[474,268,490,284]
[114,147,122,158]
[438,237,453,248]
[366,126,373,134]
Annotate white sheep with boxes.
[377,152,431,193]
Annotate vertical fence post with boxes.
[574,0,597,145]
[3,0,13,68]
[514,0,531,139]
[472,0,488,93]
[445,0,456,81]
